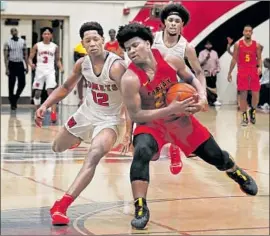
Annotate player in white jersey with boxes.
[29,27,64,123]
[35,22,132,225]
[153,3,208,169]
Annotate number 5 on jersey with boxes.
[245,54,250,62]
[91,90,109,106]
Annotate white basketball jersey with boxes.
[152,31,187,60]
[79,51,124,125]
[36,42,57,72]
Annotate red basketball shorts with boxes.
[134,115,210,161]
[237,67,260,92]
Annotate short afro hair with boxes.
[41,27,53,34]
[79,22,104,39]
[116,22,154,50]
[160,3,190,26]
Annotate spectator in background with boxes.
[74,42,87,106]
[3,28,28,110]
[258,58,270,111]
[198,40,221,106]
[104,29,124,58]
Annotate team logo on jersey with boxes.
[67,116,77,128]
[35,82,40,88]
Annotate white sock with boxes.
[33,97,41,106]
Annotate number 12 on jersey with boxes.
[91,90,109,106]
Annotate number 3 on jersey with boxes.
[245,54,250,62]
[42,56,48,64]
[92,90,109,106]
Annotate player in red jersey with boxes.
[228,25,262,126]
[116,23,258,230]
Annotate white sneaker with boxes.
[262,103,270,110]
[214,101,222,106]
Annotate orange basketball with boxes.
[166,83,197,105]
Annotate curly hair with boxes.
[79,22,104,39]
[160,3,190,26]
[116,22,154,50]
[41,27,53,34]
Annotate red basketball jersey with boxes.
[237,39,257,69]
[128,48,178,111]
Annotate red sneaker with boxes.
[50,200,70,225]
[50,194,74,225]
[50,112,57,123]
[169,144,183,175]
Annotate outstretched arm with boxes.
[166,55,206,101]
[185,44,207,94]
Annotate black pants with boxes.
[8,61,26,106]
[206,76,217,105]
[258,84,270,106]
[130,134,235,183]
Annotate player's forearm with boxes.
[57,60,63,70]
[4,54,9,69]
[28,56,34,66]
[42,86,70,109]
[128,106,171,123]
[257,58,262,70]
[228,59,237,74]
[191,78,207,100]
[227,45,233,56]
[194,71,207,95]
[124,108,133,134]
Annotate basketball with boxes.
[166,83,198,105]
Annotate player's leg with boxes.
[237,71,249,126]
[239,90,249,126]
[130,133,159,229]
[32,74,45,109]
[50,124,118,225]
[170,116,258,196]
[249,72,261,124]
[193,136,258,195]
[45,73,58,122]
[52,126,81,153]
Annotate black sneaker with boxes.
[249,108,256,124]
[241,112,248,126]
[226,166,258,196]
[131,198,150,230]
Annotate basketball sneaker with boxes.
[226,166,258,196]
[51,111,57,123]
[169,144,183,175]
[241,112,248,126]
[131,198,150,230]
[50,194,74,225]
[249,108,256,124]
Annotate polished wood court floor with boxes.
[1,105,269,235]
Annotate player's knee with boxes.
[84,146,103,168]
[130,134,158,182]
[51,140,65,153]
